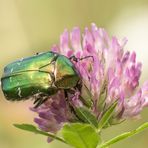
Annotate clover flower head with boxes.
[32,23,148,140]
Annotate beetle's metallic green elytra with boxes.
[1,51,80,106]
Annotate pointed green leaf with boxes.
[99,122,148,148]
[80,84,93,108]
[97,80,107,110]
[14,124,38,133]
[61,123,101,148]
[98,101,117,130]
[13,123,66,143]
[75,107,98,128]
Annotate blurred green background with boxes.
[0,0,148,148]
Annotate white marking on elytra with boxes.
[18,87,22,97]
[11,68,14,73]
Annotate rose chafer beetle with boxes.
[1,51,81,107]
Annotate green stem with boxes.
[98,122,148,148]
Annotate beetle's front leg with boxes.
[69,55,94,62]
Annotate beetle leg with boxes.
[74,80,82,92]
[69,55,94,62]
[79,55,94,62]
[64,90,78,116]
[64,89,87,122]
[33,99,42,108]
[34,96,48,108]
[69,55,78,62]
[33,97,41,104]
[64,90,68,101]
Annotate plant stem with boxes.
[98,122,148,148]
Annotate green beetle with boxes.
[1,51,80,107]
